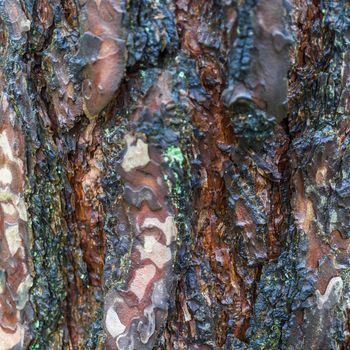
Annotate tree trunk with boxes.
[0,0,349,349]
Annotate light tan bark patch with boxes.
[122,135,150,172]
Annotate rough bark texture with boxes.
[0,0,350,349]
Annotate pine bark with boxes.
[0,0,349,349]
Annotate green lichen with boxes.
[26,127,69,348]
[165,146,184,167]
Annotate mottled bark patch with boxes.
[0,96,31,349]
[79,0,126,118]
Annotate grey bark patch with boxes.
[124,185,162,211]
[75,32,103,68]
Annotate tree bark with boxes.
[0,0,349,349]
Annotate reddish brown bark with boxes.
[1,0,350,349]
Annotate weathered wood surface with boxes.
[0,0,350,349]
